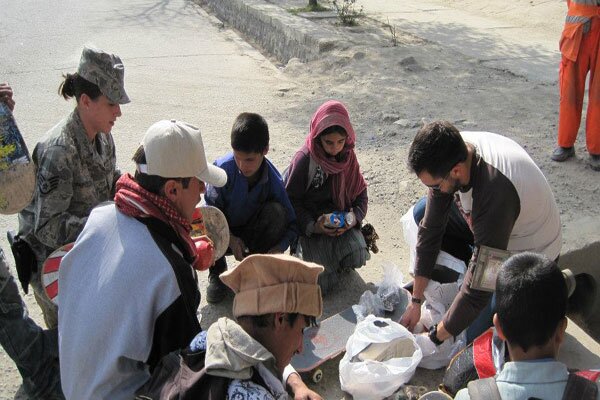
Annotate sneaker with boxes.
[590,154,600,171]
[551,146,575,162]
[206,272,229,304]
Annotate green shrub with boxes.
[332,0,364,26]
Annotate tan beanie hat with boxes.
[220,254,324,318]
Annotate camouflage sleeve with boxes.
[107,134,121,195]
[32,145,87,250]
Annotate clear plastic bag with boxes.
[339,315,423,400]
[352,290,385,323]
[352,263,411,323]
[376,262,408,312]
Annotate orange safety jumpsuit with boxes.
[558,0,600,155]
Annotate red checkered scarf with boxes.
[114,173,197,263]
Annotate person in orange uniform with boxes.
[553,0,600,171]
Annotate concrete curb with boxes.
[559,217,600,339]
[195,0,343,64]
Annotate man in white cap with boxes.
[58,119,227,400]
[186,253,324,399]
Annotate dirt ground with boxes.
[3,0,600,398]
[205,0,599,398]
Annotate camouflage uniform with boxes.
[17,109,121,327]
[16,46,129,328]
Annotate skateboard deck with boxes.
[291,307,357,382]
[191,205,229,262]
[41,206,229,306]
[291,304,407,382]
[0,102,35,214]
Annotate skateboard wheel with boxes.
[312,369,323,383]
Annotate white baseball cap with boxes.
[140,119,227,187]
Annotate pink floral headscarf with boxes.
[305,100,367,210]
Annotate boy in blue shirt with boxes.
[205,113,297,303]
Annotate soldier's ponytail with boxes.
[58,73,102,101]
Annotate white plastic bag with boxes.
[400,206,467,276]
[415,333,465,370]
[414,280,462,334]
[339,315,422,400]
[415,280,467,369]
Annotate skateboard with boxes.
[291,307,357,383]
[41,205,229,306]
[0,102,35,214]
[291,303,407,383]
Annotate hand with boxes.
[0,83,15,111]
[400,302,422,332]
[314,215,338,237]
[286,373,323,400]
[229,234,246,261]
[333,224,351,236]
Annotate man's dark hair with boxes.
[407,120,468,177]
[230,112,269,153]
[132,145,190,195]
[495,252,567,352]
[238,313,317,329]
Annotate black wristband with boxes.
[411,296,423,305]
[428,324,444,346]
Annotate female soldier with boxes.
[16,46,129,328]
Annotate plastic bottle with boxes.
[345,211,356,227]
[323,211,345,228]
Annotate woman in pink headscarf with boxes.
[285,100,369,294]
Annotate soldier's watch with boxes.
[428,323,444,346]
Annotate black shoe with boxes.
[206,273,228,304]
[551,146,575,162]
[590,154,600,171]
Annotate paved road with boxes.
[0,0,291,395]
[0,0,293,258]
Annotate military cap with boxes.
[77,46,130,104]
